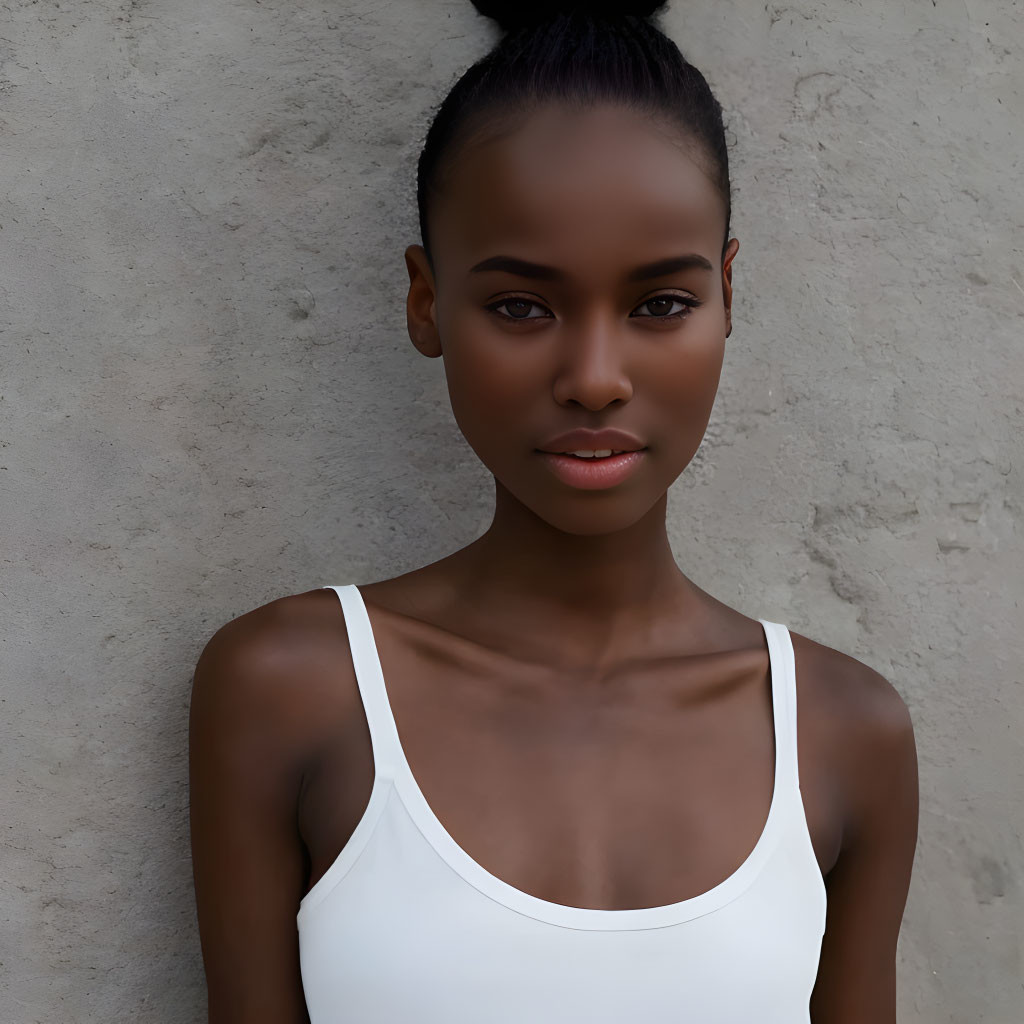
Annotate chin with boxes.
[514,487,672,538]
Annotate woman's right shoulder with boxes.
[190,586,359,749]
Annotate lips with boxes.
[536,427,646,454]
[538,450,646,489]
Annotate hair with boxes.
[415,1,732,273]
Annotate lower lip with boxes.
[537,450,646,490]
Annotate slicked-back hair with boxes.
[415,4,732,271]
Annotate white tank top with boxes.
[298,584,827,1022]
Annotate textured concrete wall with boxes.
[2,1,1020,1020]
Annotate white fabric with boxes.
[298,583,827,1022]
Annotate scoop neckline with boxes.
[354,584,790,932]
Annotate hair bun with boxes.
[471,0,668,33]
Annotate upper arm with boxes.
[810,661,920,1023]
[189,606,316,1024]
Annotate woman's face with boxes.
[406,102,739,537]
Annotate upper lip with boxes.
[536,428,647,454]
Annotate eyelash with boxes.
[484,294,702,325]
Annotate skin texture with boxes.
[189,102,919,1023]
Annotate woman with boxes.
[189,2,919,1021]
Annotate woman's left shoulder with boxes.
[787,628,915,745]
[784,630,919,1014]
[787,627,918,826]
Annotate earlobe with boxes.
[404,244,443,358]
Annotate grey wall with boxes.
[2,1,1020,1020]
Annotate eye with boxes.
[484,293,702,325]
[485,297,553,323]
[630,294,702,321]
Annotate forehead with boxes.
[432,103,726,275]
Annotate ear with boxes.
[404,245,443,358]
[721,237,739,338]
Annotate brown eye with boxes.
[646,297,675,317]
[504,299,537,319]
[631,294,701,320]
[486,298,552,322]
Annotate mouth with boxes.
[536,449,647,490]
[550,448,637,459]
[536,428,647,457]
[534,444,647,457]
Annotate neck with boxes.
[443,480,700,669]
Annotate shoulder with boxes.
[189,589,358,1019]
[190,587,359,763]
[790,629,918,847]
[790,629,915,744]
[787,631,919,1014]
[194,586,350,680]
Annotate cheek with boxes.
[440,325,539,451]
[638,319,729,475]
[644,319,726,448]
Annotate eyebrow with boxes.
[468,253,714,281]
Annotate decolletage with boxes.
[297,584,827,1023]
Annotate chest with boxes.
[299,621,840,911]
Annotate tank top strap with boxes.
[323,584,407,781]
[757,619,802,793]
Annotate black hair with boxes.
[415,1,732,272]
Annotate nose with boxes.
[551,316,634,411]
